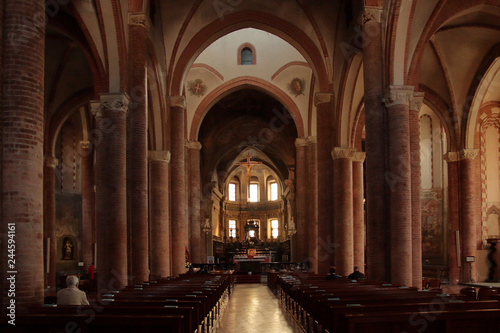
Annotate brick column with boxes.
[80,141,94,269]
[2,0,45,307]
[315,93,334,274]
[307,137,319,273]
[384,85,414,287]
[170,96,188,276]
[149,150,171,278]
[127,13,150,285]
[459,149,480,282]
[444,152,460,285]
[295,138,308,263]
[332,148,355,276]
[353,152,366,273]
[362,6,389,281]
[43,157,59,293]
[187,141,202,264]
[91,93,129,291]
[410,92,424,287]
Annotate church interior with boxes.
[1,0,500,331]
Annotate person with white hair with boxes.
[57,275,90,305]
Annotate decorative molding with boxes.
[444,152,459,163]
[45,156,59,169]
[169,95,186,109]
[90,100,102,118]
[148,150,171,163]
[101,93,129,112]
[307,136,318,144]
[362,6,382,24]
[410,92,425,112]
[187,79,207,97]
[331,147,356,160]
[128,13,151,30]
[186,141,202,150]
[314,92,334,106]
[459,149,479,161]
[80,141,90,150]
[295,138,308,147]
[353,152,366,163]
[288,77,306,97]
[383,85,415,108]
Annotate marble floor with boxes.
[215,284,304,333]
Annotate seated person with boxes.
[326,266,340,280]
[347,266,365,280]
[57,276,90,305]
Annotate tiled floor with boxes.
[215,284,304,333]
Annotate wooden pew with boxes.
[337,308,500,333]
[29,305,196,333]
[325,299,500,333]
[0,313,185,333]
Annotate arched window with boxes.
[228,183,237,201]
[227,178,240,202]
[238,43,256,65]
[268,180,278,201]
[241,47,253,65]
[249,182,259,202]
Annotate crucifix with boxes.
[236,153,262,181]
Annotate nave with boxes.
[216,284,303,333]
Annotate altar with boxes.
[233,250,269,273]
[235,259,266,273]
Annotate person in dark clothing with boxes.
[326,266,340,280]
[347,266,365,279]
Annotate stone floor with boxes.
[215,284,304,333]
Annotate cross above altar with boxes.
[236,153,262,180]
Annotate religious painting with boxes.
[187,79,207,97]
[421,190,444,260]
[287,77,306,97]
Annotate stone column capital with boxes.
[186,141,202,150]
[148,150,171,163]
[362,6,382,24]
[353,152,366,163]
[128,13,151,31]
[101,93,130,112]
[459,149,479,161]
[410,92,425,112]
[332,147,356,160]
[314,92,334,106]
[169,96,186,109]
[307,136,318,144]
[90,100,102,118]
[45,156,59,169]
[91,93,130,117]
[383,85,415,108]
[295,138,308,147]
[444,152,459,163]
[80,141,91,150]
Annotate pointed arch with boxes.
[190,76,304,141]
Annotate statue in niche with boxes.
[62,238,74,260]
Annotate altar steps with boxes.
[235,274,261,284]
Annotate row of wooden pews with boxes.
[275,273,500,333]
[1,274,232,333]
